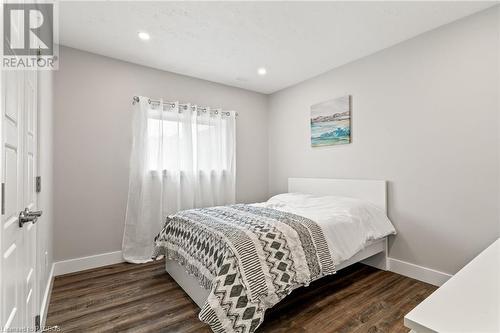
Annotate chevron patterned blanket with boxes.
[154,204,335,333]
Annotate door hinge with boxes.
[35,314,41,331]
[1,183,4,215]
[36,176,41,193]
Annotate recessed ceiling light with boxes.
[257,67,267,76]
[138,32,150,41]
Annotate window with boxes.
[145,108,232,174]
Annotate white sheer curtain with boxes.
[122,96,236,263]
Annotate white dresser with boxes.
[405,238,500,333]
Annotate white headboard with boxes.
[288,178,387,212]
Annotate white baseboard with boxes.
[40,263,55,327]
[388,257,452,286]
[51,250,450,288]
[54,251,124,276]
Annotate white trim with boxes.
[50,252,452,291]
[54,251,124,276]
[40,263,55,327]
[388,257,452,286]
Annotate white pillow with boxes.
[265,192,396,239]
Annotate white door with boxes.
[1,67,40,331]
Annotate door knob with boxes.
[19,208,42,227]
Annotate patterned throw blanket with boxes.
[154,204,335,333]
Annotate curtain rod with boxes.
[132,96,238,116]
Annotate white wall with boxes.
[267,7,500,275]
[37,70,54,322]
[53,46,268,261]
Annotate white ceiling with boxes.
[59,1,496,94]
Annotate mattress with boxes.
[252,192,396,264]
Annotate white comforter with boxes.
[253,193,396,265]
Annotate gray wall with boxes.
[267,7,499,274]
[54,8,499,275]
[54,47,268,261]
[37,70,54,320]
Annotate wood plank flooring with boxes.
[46,260,436,333]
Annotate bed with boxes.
[155,178,395,333]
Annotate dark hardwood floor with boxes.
[46,260,436,333]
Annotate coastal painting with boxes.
[311,95,351,147]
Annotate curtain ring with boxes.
[148,99,151,104]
